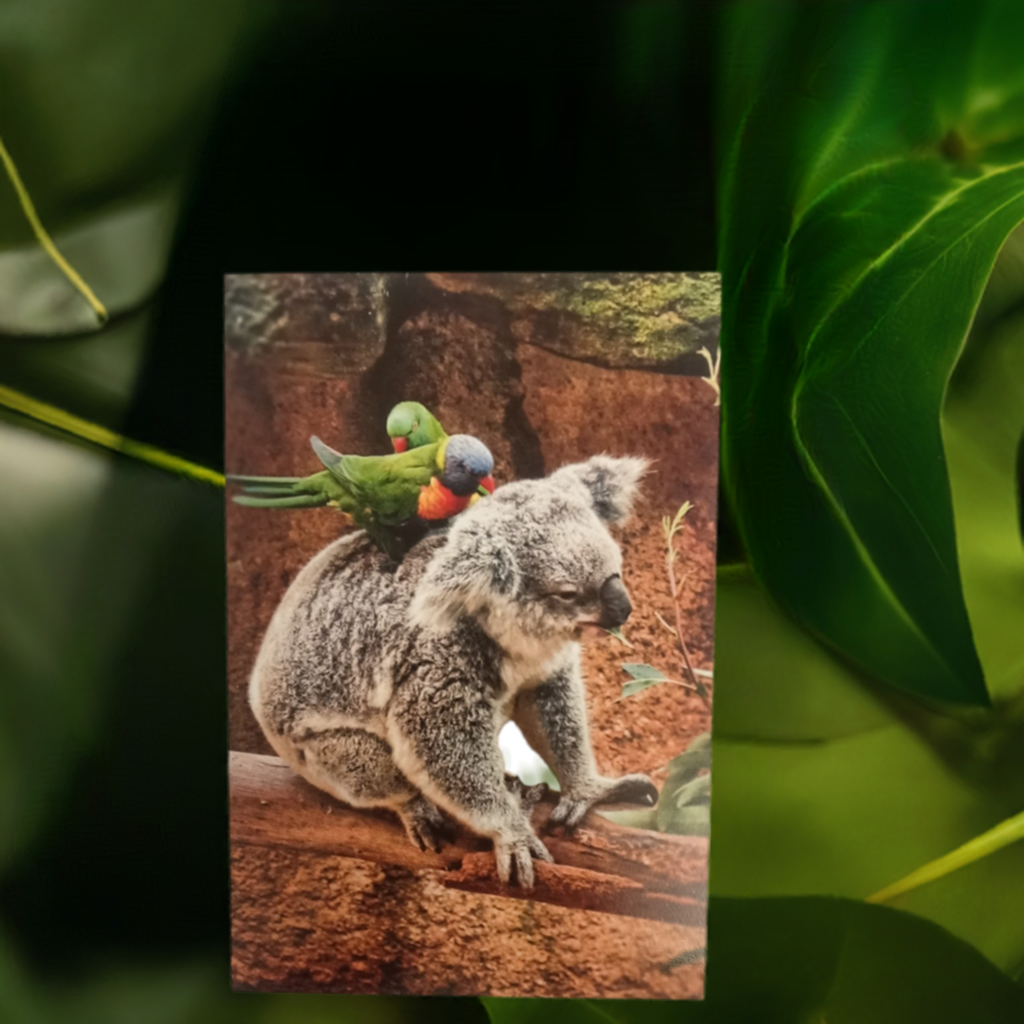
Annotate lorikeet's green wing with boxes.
[386,401,448,451]
[311,436,439,525]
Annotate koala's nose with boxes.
[599,575,632,628]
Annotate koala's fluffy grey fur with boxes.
[249,455,659,887]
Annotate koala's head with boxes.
[409,455,648,646]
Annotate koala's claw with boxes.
[547,797,592,831]
[548,774,659,833]
[494,832,553,889]
[399,796,449,853]
[602,773,659,808]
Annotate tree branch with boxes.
[230,752,708,925]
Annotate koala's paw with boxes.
[398,795,450,854]
[493,831,553,889]
[548,774,659,832]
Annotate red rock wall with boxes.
[225,274,719,782]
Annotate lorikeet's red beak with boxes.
[392,437,409,453]
[480,475,496,494]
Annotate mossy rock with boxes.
[425,272,720,372]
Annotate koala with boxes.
[249,455,659,887]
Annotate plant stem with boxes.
[0,135,108,325]
[666,517,712,713]
[0,382,224,488]
[867,809,1024,904]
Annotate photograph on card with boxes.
[225,272,720,999]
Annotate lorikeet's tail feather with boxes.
[232,493,329,509]
[233,484,305,496]
[227,472,328,508]
[226,473,304,487]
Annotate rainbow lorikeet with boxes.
[386,401,447,453]
[228,434,496,561]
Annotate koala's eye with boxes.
[551,588,580,602]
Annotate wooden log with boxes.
[230,752,708,925]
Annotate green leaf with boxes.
[0,422,202,873]
[0,192,178,335]
[0,424,110,870]
[483,898,1024,1023]
[604,625,634,648]
[657,733,712,835]
[0,135,108,327]
[942,269,1024,702]
[0,0,253,247]
[718,0,1024,704]
[620,663,669,698]
[605,732,713,836]
[710,568,1024,975]
[621,663,668,680]
[0,309,151,429]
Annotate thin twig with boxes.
[654,610,679,639]
[0,135,108,325]
[664,503,712,713]
[697,346,720,406]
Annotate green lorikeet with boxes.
[386,401,447,453]
[228,433,496,561]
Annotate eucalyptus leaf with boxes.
[484,898,1024,1023]
[718,0,1024,704]
[656,733,712,836]
[622,662,668,681]
[620,662,670,698]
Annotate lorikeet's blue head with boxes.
[440,435,496,497]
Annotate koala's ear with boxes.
[409,525,520,630]
[550,455,649,524]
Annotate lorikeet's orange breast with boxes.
[417,477,471,520]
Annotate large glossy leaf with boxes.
[484,898,1024,1023]
[718,0,1024,704]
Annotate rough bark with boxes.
[230,752,708,998]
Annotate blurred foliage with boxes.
[0,0,260,335]
[485,898,1024,1023]
[0,1,1023,1023]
